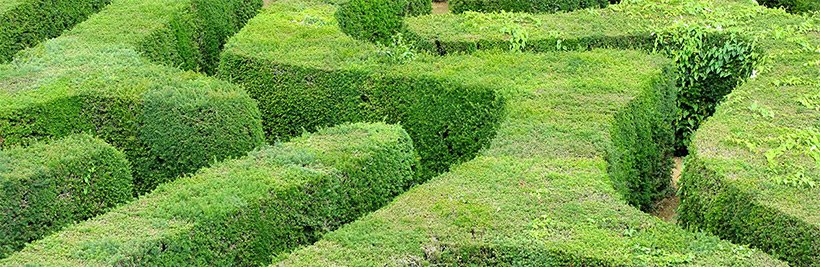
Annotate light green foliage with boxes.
[0,123,417,266]
[0,0,111,63]
[0,135,132,258]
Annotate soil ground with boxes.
[652,157,683,223]
[433,1,449,14]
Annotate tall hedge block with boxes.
[0,134,132,258]
[0,0,110,63]
[0,123,417,266]
[450,0,609,14]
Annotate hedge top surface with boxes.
[406,0,820,228]
[234,1,782,265]
[0,134,121,181]
[0,122,412,266]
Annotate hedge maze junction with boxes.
[0,0,817,266]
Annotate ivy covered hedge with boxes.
[0,0,265,194]
[0,0,110,63]
[222,1,783,265]
[0,122,416,266]
[406,1,818,265]
[218,0,504,180]
[0,134,132,258]
[450,0,609,14]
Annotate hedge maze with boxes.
[0,0,817,266]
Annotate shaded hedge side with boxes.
[0,134,132,258]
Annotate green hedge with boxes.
[0,134,132,258]
[221,2,782,265]
[0,0,265,194]
[450,0,609,14]
[757,0,820,13]
[0,122,416,266]
[0,0,110,63]
[218,0,504,181]
[336,0,431,45]
[406,1,818,265]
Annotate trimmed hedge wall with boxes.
[0,0,110,63]
[0,134,132,258]
[0,0,265,194]
[450,0,609,14]
[218,1,504,181]
[223,2,782,265]
[407,1,818,265]
[0,122,416,266]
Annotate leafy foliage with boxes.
[450,0,609,14]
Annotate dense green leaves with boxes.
[0,135,132,258]
[0,123,416,266]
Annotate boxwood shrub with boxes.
[0,0,110,63]
[0,0,265,194]
[0,134,132,258]
[0,122,416,266]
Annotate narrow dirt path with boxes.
[652,157,683,223]
[433,1,449,14]
[263,0,273,8]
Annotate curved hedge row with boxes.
[406,1,818,265]
[0,134,132,258]
[0,122,416,266]
[0,0,265,194]
[220,1,783,265]
[450,0,609,14]
[0,0,110,63]
[218,0,504,181]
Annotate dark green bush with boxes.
[450,0,609,14]
[0,134,132,258]
[0,0,110,63]
[0,122,417,266]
